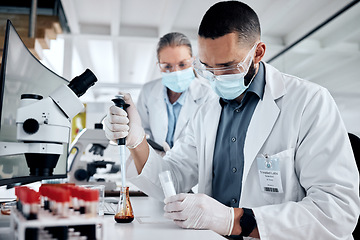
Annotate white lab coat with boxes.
[136,77,215,146]
[130,62,360,239]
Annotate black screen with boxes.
[0,20,69,187]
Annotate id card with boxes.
[256,154,283,193]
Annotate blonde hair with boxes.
[156,32,193,61]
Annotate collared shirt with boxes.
[163,87,187,148]
[212,62,265,207]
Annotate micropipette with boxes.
[111,95,130,215]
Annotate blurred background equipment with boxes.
[1,1,359,137]
[68,123,118,190]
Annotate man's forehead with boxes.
[197,34,247,65]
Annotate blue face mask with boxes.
[210,72,250,100]
[209,60,257,100]
[196,43,258,100]
[161,68,195,93]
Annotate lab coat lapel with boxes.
[174,79,205,141]
[203,97,222,195]
[242,63,285,183]
[152,84,168,144]
[173,95,191,141]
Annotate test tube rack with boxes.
[10,207,105,240]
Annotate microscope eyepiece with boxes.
[68,69,98,97]
[21,94,43,100]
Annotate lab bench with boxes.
[103,196,226,239]
[0,196,226,240]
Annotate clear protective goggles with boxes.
[158,58,194,72]
[193,42,258,81]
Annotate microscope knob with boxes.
[74,169,88,181]
[23,118,39,134]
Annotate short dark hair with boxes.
[198,1,261,46]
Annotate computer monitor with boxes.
[0,20,68,187]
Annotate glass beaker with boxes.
[114,186,134,223]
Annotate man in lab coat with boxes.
[104,1,360,239]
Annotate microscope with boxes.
[67,123,117,190]
[0,69,97,177]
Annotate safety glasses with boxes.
[193,42,258,81]
[158,58,194,72]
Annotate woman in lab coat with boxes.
[136,32,214,151]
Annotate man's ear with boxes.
[254,42,266,64]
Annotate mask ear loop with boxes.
[242,42,261,87]
[236,42,259,74]
[244,61,256,87]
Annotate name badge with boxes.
[256,154,283,193]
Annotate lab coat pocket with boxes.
[257,148,300,204]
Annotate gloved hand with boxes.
[162,142,171,152]
[164,193,234,236]
[104,93,145,149]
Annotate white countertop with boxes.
[102,196,226,239]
